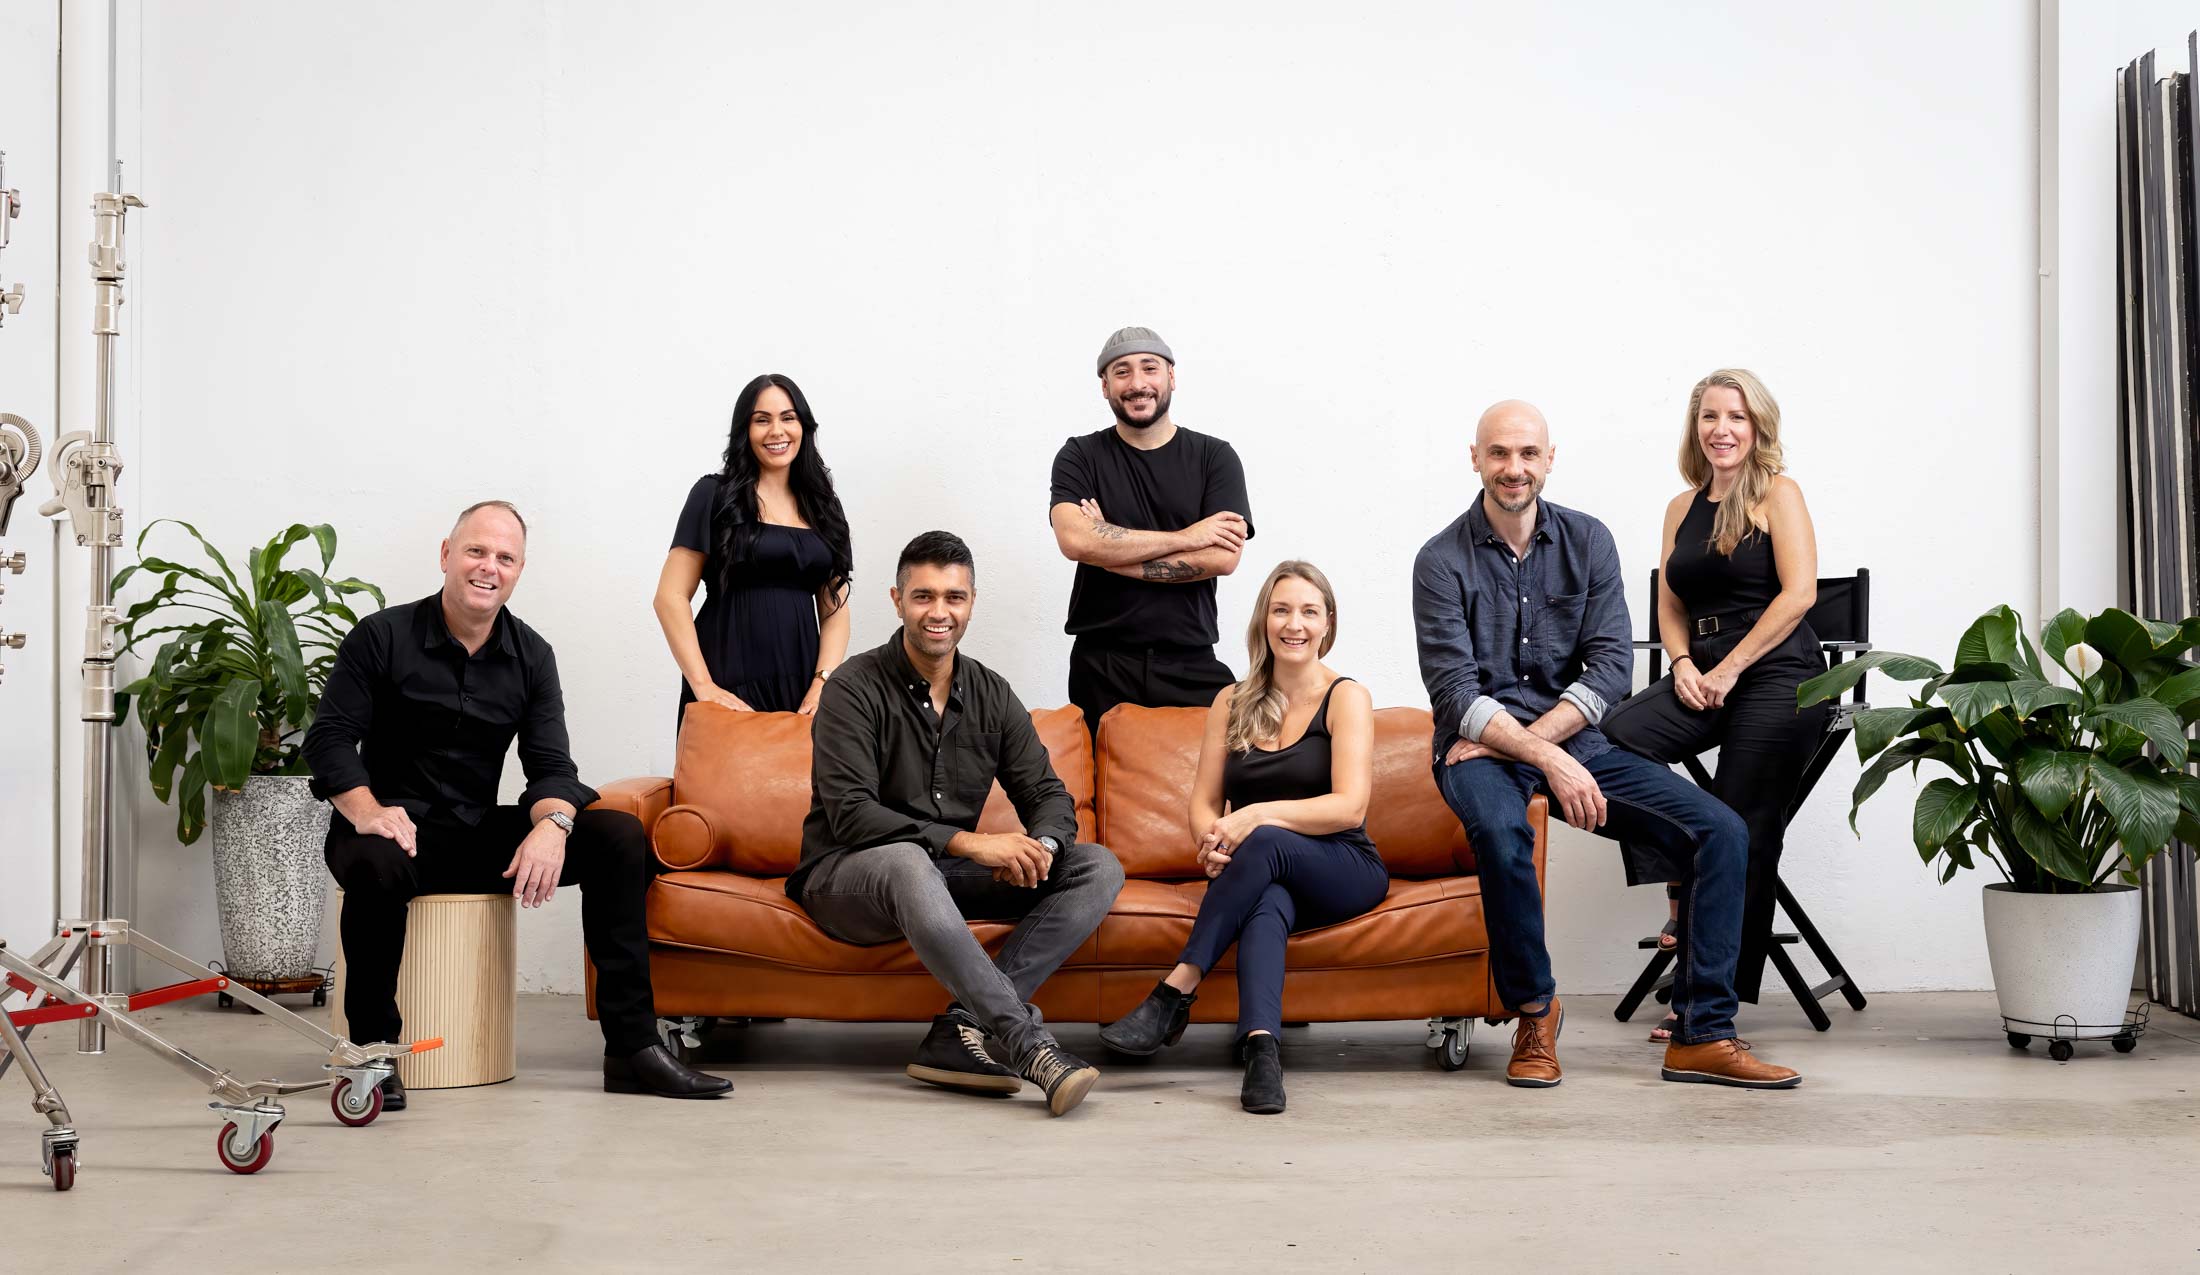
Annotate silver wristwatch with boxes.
[1037,835,1061,853]
[543,811,575,836]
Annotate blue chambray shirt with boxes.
[1411,497,1634,766]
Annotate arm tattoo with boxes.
[1089,518,1129,541]
[1142,559,1206,582]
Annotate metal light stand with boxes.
[0,187,439,1190]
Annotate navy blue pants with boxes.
[1177,826,1391,1039]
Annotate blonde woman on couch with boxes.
[1098,560,1386,1114]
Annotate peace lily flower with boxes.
[2065,641,2103,681]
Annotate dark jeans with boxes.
[1067,636,1235,737]
[796,841,1125,1065]
[1602,643,1827,1002]
[1435,748,1748,1045]
[324,806,661,1056]
[1177,826,1391,1039]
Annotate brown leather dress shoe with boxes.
[1506,997,1563,1088]
[1661,1038,1802,1089]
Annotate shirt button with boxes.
[934,792,943,800]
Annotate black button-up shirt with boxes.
[304,593,599,826]
[788,634,1079,903]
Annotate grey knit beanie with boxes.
[1096,326,1175,376]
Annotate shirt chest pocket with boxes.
[1535,591,1589,662]
[947,731,1002,807]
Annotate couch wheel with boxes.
[2048,1039,2075,1062]
[1437,1027,1469,1071]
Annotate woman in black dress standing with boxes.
[1097,560,1387,1115]
[1602,369,1828,1041]
[653,374,854,735]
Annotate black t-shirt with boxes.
[1048,425,1254,647]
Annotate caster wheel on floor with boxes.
[215,1123,275,1175]
[2006,1032,2031,1049]
[2048,1040,2075,1062]
[313,987,327,1008]
[2113,1034,2137,1054]
[48,1148,75,1192]
[216,991,233,1010]
[1437,1028,1469,1071]
[330,1077,383,1127]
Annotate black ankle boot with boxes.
[1098,980,1196,1056]
[1240,1033,1286,1114]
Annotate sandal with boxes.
[1648,1013,1678,1044]
[1656,882,1682,951]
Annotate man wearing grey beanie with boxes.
[1048,326,1255,735]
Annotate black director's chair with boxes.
[1613,569,1871,1031]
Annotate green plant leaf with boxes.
[1851,706,1949,761]
[2015,748,2090,820]
[1848,738,1965,832]
[2042,609,2087,666]
[146,723,189,802]
[201,677,263,789]
[2153,663,2200,719]
[2084,699,2190,767]
[1799,651,1944,707]
[2007,789,2092,883]
[1937,679,2015,729]
[309,524,337,571]
[2085,610,2200,671]
[1912,779,1977,854]
[328,576,386,610]
[2167,770,2200,814]
[2089,759,2182,859]
[139,519,250,603]
[2009,677,2083,718]
[1955,607,2021,669]
[258,600,310,727]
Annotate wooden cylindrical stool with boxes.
[332,892,517,1089]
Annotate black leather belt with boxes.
[1691,608,1763,637]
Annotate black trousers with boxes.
[324,806,661,1056]
[1067,636,1235,737]
[1602,633,1827,1004]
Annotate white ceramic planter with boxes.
[1981,881,2141,1037]
[209,776,332,980]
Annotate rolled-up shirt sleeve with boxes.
[1566,521,1634,725]
[304,620,384,802]
[1413,541,1500,744]
[516,646,601,811]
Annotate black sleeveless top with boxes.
[1222,678,1376,852]
[1663,487,1818,668]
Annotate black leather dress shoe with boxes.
[604,1043,734,1098]
[378,1072,407,1112]
[1098,980,1196,1056]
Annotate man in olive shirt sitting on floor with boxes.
[786,531,1126,1116]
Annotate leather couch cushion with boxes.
[1094,703,1469,878]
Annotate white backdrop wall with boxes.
[58,2,2050,1000]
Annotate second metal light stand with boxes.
[0,188,439,1190]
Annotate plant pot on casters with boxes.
[113,519,385,1002]
[1800,604,2199,1061]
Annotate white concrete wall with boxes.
[6,2,2084,1003]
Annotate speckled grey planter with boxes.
[209,776,333,980]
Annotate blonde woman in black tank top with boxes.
[1097,561,1387,1114]
[1603,370,1831,1040]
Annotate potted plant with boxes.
[113,519,384,983]
[1800,605,2200,1051]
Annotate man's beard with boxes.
[1109,389,1171,429]
[1486,475,1542,513]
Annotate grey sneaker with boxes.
[906,1013,1021,1095]
[1018,1042,1100,1116]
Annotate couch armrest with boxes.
[591,776,673,836]
[652,803,736,871]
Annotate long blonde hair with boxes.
[1226,561,1339,753]
[1678,368,1785,555]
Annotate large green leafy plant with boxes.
[1799,605,2200,893]
[112,520,384,843]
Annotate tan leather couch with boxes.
[589,702,1547,1048]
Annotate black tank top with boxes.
[1221,678,1375,851]
[1663,487,1819,667]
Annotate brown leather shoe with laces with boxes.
[1505,997,1563,1088]
[1661,1037,1802,1089]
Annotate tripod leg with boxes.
[1778,879,1866,1010]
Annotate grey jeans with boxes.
[797,841,1124,1065]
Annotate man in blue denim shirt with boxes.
[1412,400,1801,1091]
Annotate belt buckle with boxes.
[1694,616,1720,637]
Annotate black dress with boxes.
[671,475,834,731]
[1602,487,1828,1003]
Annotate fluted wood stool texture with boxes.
[332,892,517,1088]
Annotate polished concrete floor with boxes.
[1,992,2194,1272]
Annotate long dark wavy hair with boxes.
[711,373,853,609]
